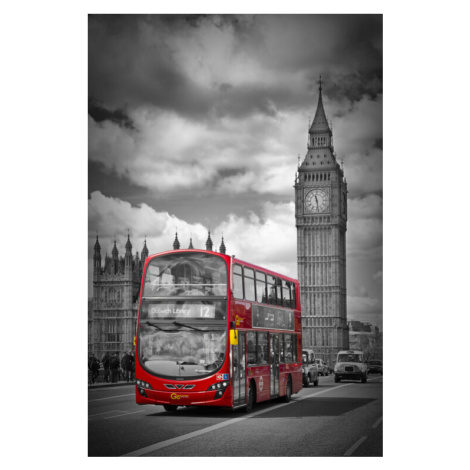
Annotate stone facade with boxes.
[348,320,382,360]
[90,235,148,360]
[294,78,349,367]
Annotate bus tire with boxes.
[244,381,256,413]
[283,376,292,403]
[313,378,319,387]
[361,374,367,383]
[303,375,309,387]
[334,376,340,383]
[163,405,178,412]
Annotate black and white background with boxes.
[2,0,469,468]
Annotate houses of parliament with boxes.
[89,79,349,367]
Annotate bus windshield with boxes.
[143,252,228,297]
[139,323,226,378]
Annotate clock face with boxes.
[305,189,329,213]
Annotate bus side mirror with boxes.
[229,321,238,345]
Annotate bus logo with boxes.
[170,393,189,400]
[216,374,229,380]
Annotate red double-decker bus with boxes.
[135,249,302,412]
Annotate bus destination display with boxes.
[148,303,216,319]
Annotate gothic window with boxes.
[106,322,120,342]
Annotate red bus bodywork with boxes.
[135,249,302,410]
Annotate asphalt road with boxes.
[88,374,383,457]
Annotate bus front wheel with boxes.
[163,405,178,412]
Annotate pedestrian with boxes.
[124,351,134,382]
[102,353,111,383]
[89,354,100,384]
[121,352,130,382]
[110,352,120,383]
[128,351,135,382]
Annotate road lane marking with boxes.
[89,393,135,402]
[103,409,148,419]
[88,410,123,417]
[89,384,134,392]
[344,436,368,456]
[123,383,354,457]
[372,416,383,428]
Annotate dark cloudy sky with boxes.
[88,14,383,329]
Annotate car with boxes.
[366,359,383,375]
[302,349,319,387]
[315,358,329,376]
[334,350,368,383]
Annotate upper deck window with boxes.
[233,264,244,299]
[244,268,256,302]
[143,252,228,297]
[255,271,267,303]
[267,275,277,306]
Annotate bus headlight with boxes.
[207,381,229,399]
[136,379,152,390]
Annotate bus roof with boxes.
[144,249,299,284]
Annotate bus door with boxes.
[232,332,246,407]
[270,333,279,397]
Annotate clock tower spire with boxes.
[295,77,349,366]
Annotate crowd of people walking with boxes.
[88,351,135,384]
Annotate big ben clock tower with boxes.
[295,77,349,367]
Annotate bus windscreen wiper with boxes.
[143,321,179,332]
[172,321,204,331]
